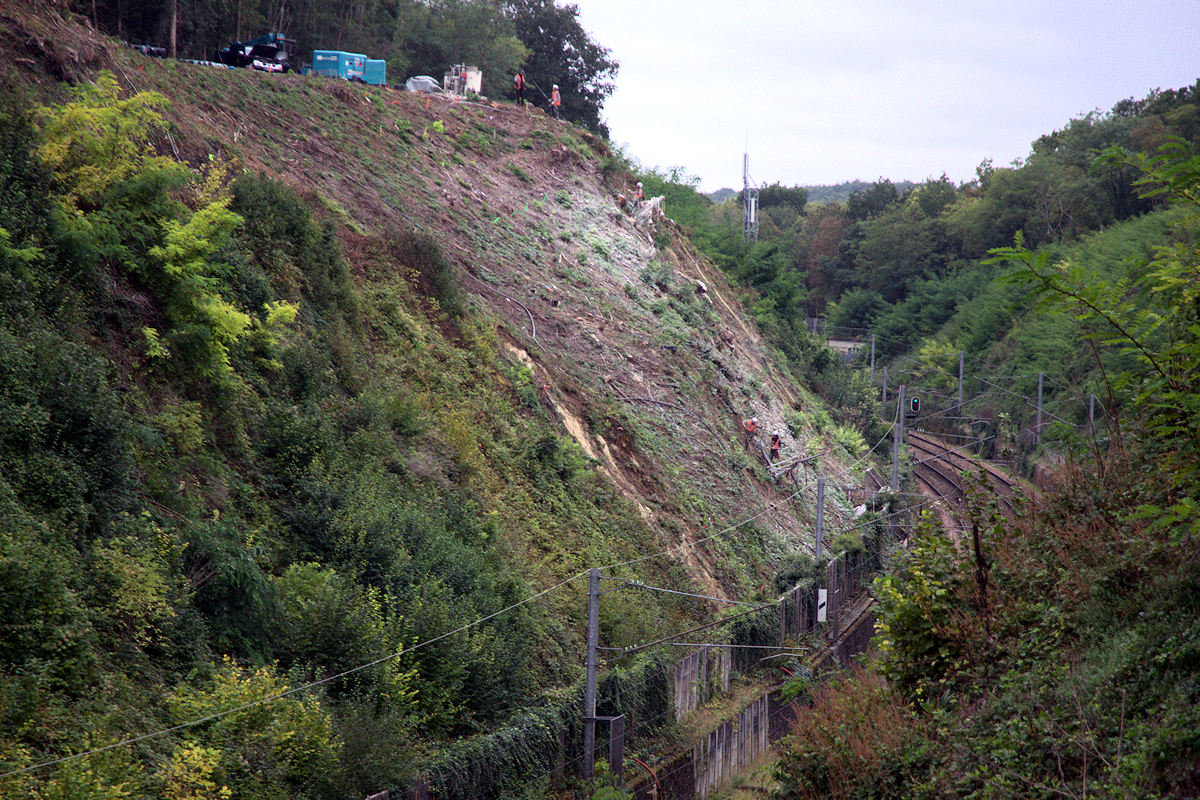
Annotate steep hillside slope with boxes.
[53,20,856,585]
[0,4,880,798]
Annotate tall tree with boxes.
[505,0,617,135]
[845,178,899,221]
[400,0,527,97]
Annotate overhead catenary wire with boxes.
[618,579,762,607]
[382,473,923,795]
[604,600,777,662]
[598,422,896,574]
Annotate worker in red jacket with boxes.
[550,84,561,118]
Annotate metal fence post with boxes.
[608,715,625,781]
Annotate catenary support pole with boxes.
[870,335,876,384]
[881,367,888,407]
[815,477,826,558]
[1036,372,1044,444]
[583,568,600,778]
[891,386,904,492]
[958,351,964,409]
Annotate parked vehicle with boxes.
[364,59,387,87]
[312,50,367,81]
[216,32,297,72]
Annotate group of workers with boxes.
[742,417,783,461]
[513,69,561,118]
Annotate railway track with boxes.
[905,440,969,535]
[907,430,1022,521]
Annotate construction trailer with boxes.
[364,58,387,86]
[311,50,368,81]
[443,64,482,96]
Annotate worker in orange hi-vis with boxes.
[514,69,526,103]
[742,416,759,444]
[770,431,782,461]
[550,84,561,118]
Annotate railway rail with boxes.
[907,430,1022,521]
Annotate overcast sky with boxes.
[569,0,1200,192]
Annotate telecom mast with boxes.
[742,149,759,242]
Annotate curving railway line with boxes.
[906,430,1023,524]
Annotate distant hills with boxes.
[708,179,917,206]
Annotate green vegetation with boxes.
[640,83,1200,475]
[771,137,1200,800]
[8,1,1200,796]
[0,73,716,799]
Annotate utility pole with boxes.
[869,335,876,384]
[891,385,904,492]
[583,568,600,779]
[814,477,826,558]
[881,367,888,407]
[957,351,964,410]
[1036,372,1044,444]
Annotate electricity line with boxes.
[618,580,762,607]
[0,570,587,781]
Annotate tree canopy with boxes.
[504,0,618,134]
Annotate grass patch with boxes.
[509,162,533,183]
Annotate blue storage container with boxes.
[364,59,387,86]
[311,50,367,81]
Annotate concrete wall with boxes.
[692,695,771,799]
[670,645,730,718]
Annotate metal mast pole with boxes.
[957,351,964,410]
[1036,372,1044,444]
[815,477,826,558]
[583,568,600,778]
[870,335,876,384]
[892,385,904,492]
[742,150,759,242]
